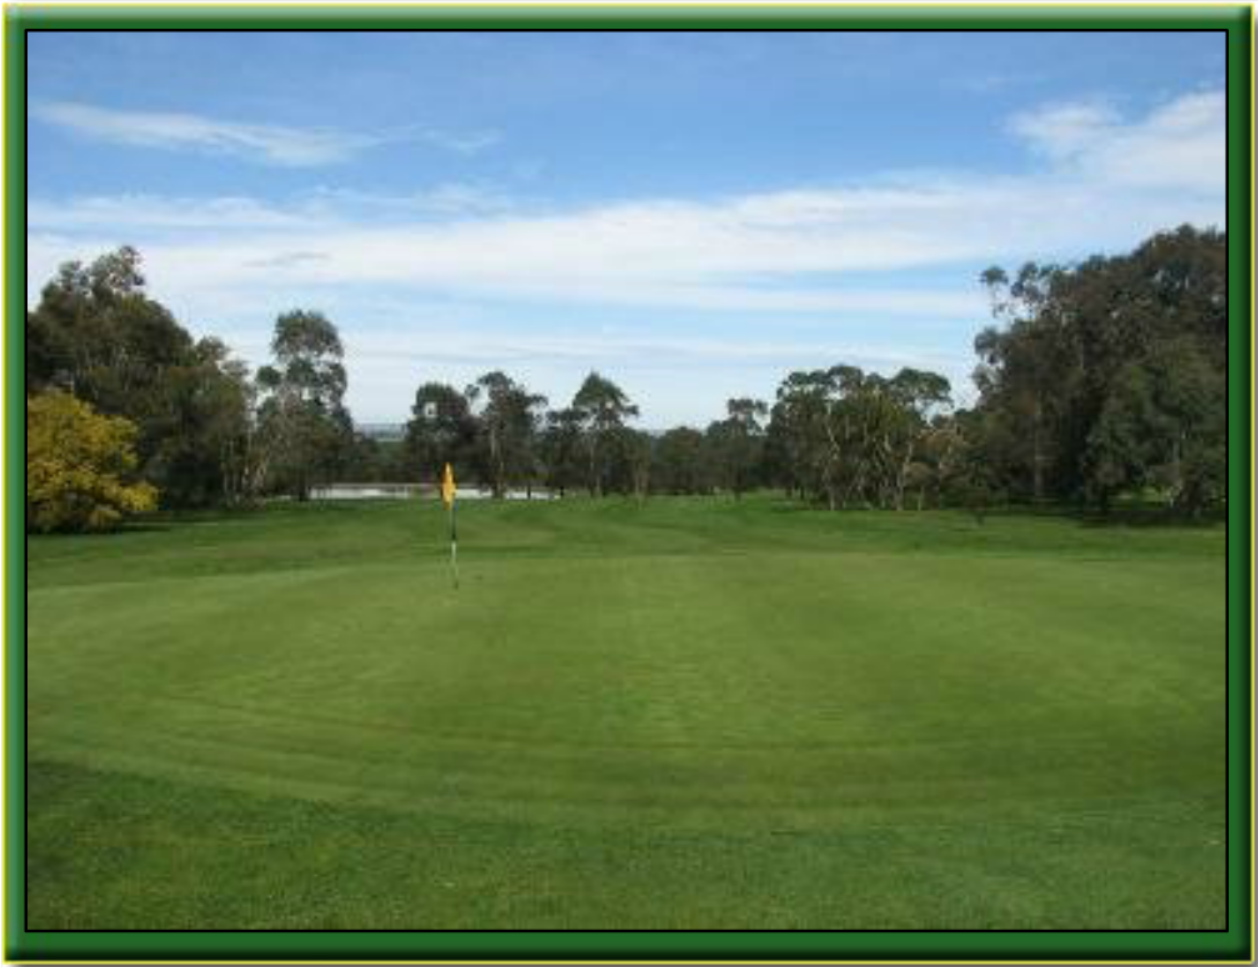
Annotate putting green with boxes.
[27,497,1226,928]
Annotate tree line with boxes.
[26,225,1226,531]
[27,247,354,528]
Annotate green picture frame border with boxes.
[4,4,1252,962]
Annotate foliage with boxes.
[705,398,767,499]
[652,427,711,495]
[764,366,953,510]
[973,225,1226,514]
[30,228,1227,519]
[398,370,641,499]
[404,382,478,482]
[607,426,654,501]
[27,390,157,532]
[339,435,413,484]
[256,310,353,500]
[538,407,586,497]
[26,248,257,508]
[572,371,640,497]
[465,371,547,497]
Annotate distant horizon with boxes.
[356,418,675,437]
[28,31,1225,426]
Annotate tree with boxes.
[886,369,951,510]
[608,427,653,501]
[973,320,1063,501]
[214,354,265,504]
[653,427,711,495]
[256,310,352,500]
[915,412,965,510]
[1085,336,1224,515]
[765,365,953,510]
[973,225,1226,513]
[706,398,767,499]
[539,407,585,497]
[572,372,639,497]
[28,246,162,396]
[141,337,259,507]
[405,382,478,483]
[466,371,547,498]
[26,247,256,508]
[766,369,842,509]
[27,390,158,532]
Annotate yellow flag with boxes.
[441,462,456,508]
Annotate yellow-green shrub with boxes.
[27,390,158,533]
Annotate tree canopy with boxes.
[973,224,1226,514]
[27,226,1227,528]
[256,309,353,501]
[27,390,158,532]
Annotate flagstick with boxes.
[449,500,460,589]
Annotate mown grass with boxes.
[26,495,1225,928]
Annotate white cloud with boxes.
[1009,99,1117,161]
[29,91,1224,317]
[26,184,513,236]
[27,194,316,232]
[304,182,517,218]
[26,90,1225,423]
[32,101,501,167]
[345,328,962,371]
[1008,90,1224,192]
[28,172,1214,318]
[300,327,975,428]
[34,101,374,167]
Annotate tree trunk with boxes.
[1031,400,1044,501]
[848,460,867,508]
[895,439,914,511]
[587,438,601,498]
[1169,431,1184,506]
[490,427,504,499]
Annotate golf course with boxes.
[26,495,1225,930]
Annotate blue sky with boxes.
[27,31,1226,427]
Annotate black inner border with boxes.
[13,20,1246,958]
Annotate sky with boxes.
[27,31,1226,428]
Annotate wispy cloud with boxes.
[305,183,517,219]
[32,101,501,167]
[26,184,514,235]
[207,323,976,427]
[29,90,1225,317]
[27,194,316,232]
[34,101,373,166]
[243,251,330,270]
[1008,90,1224,192]
[409,127,500,155]
[342,328,965,374]
[26,90,1225,422]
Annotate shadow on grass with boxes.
[761,493,1223,530]
[27,521,176,539]
[142,498,379,527]
[1077,508,1226,529]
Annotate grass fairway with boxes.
[27,496,1225,929]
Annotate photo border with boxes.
[4,4,1252,962]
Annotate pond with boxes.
[309,484,556,501]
